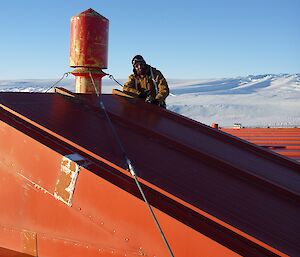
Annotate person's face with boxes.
[134,62,146,75]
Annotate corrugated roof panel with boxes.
[221,128,300,162]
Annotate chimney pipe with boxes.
[70,8,109,94]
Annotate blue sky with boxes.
[1,0,299,79]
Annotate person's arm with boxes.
[123,74,140,96]
[155,71,169,102]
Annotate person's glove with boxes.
[150,99,159,105]
[139,90,150,98]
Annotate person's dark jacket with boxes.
[123,65,169,105]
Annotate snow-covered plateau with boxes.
[1,74,299,128]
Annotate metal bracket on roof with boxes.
[54,87,76,98]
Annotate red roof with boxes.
[221,127,300,162]
[0,90,300,256]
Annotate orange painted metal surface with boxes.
[70,8,108,68]
[221,127,300,162]
[70,8,109,93]
[0,91,300,256]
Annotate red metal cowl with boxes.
[70,8,109,68]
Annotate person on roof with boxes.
[123,55,169,108]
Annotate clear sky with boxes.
[1,0,299,79]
